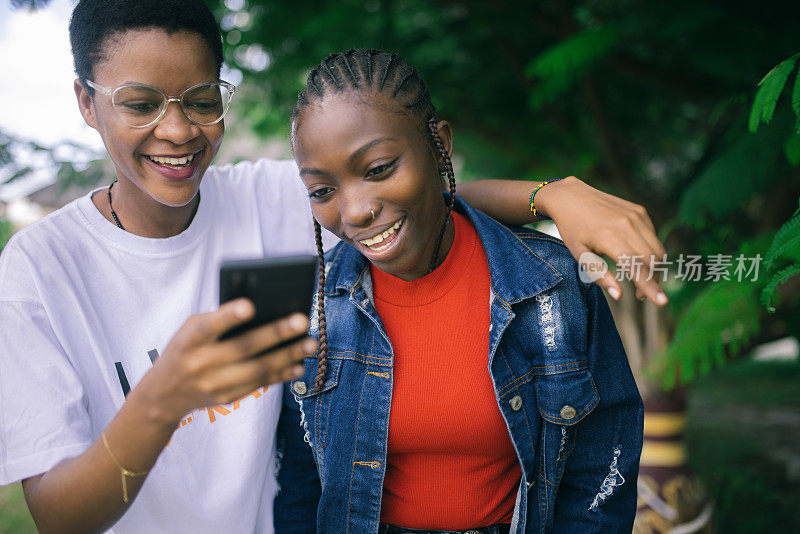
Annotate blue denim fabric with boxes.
[277,196,643,534]
[274,386,320,534]
[378,523,510,534]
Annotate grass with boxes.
[0,483,35,533]
[0,358,796,533]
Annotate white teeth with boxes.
[148,154,194,166]
[359,217,404,247]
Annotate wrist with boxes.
[126,375,183,431]
[532,175,581,220]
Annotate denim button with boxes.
[509,395,523,411]
[293,381,308,395]
[560,405,577,419]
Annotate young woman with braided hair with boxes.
[279,49,643,533]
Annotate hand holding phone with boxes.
[219,255,317,340]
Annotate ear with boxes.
[434,120,453,161]
[74,78,99,130]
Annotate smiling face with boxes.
[293,93,452,281]
[75,28,224,208]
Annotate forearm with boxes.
[458,178,549,226]
[23,385,178,534]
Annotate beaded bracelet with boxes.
[529,178,565,220]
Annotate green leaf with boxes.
[652,280,761,389]
[748,54,798,133]
[525,26,621,109]
[763,210,800,271]
[761,265,800,312]
[678,127,783,225]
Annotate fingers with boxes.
[198,337,316,404]
[594,271,623,301]
[216,313,311,361]
[632,274,668,305]
[173,299,256,350]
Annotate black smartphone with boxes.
[219,255,317,340]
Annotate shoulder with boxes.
[506,226,581,282]
[205,158,300,192]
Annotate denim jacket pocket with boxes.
[534,365,599,426]
[291,357,343,464]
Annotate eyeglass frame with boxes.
[84,79,236,128]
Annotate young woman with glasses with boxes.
[0,1,663,532]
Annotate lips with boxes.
[142,151,201,180]
[358,217,405,248]
[353,216,407,259]
[147,154,195,166]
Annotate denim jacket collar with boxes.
[324,194,563,304]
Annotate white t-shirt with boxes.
[0,158,327,533]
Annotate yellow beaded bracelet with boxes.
[529,178,564,220]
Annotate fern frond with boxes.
[678,129,783,225]
[761,264,800,312]
[748,54,798,133]
[763,210,800,271]
[652,281,760,389]
[525,26,621,109]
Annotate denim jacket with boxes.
[275,197,643,534]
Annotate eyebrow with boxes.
[299,137,397,176]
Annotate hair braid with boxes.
[392,68,415,97]
[339,51,359,86]
[320,54,343,88]
[366,49,378,84]
[379,53,398,90]
[308,71,323,97]
[427,118,457,273]
[312,219,329,391]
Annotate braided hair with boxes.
[292,49,457,391]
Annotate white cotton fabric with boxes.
[0,158,331,533]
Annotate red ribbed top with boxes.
[373,211,520,529]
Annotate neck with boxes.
[95,179,200,238]
[396,207,455,282]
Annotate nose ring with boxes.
[370,209,375,220]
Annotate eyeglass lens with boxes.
[111,83,232,127]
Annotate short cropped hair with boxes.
[69,0,224,94]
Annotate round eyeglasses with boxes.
[85,79,236,128]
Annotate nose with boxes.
[339,186,379,229]
[153,100,200,145]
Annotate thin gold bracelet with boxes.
[101,431,149,503]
